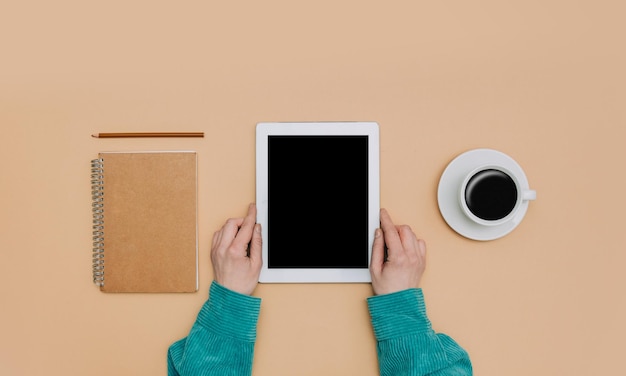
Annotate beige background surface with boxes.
[1,1,625,375]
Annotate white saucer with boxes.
[437,149,533,241]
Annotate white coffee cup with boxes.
[459,165,536,226]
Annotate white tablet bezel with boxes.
[256,122,380,283]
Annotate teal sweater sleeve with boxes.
[368,289,473,376]
[168,281,261,376]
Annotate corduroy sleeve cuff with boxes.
[367,288,432,341]
[195,281,262,342]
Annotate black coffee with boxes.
[464,169,518,221]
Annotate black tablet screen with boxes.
[267,135,369,268]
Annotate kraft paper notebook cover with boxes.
[91,151,198,293]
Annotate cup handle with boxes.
[523,189,537,201]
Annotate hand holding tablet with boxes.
[210,204,263,295]
[210,203,427,297]
[370,209,427,295]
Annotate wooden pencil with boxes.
[92,132,204,138]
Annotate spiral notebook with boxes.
[91,151,198,293]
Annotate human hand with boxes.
[370,208,427,296]
[211,203,263,295]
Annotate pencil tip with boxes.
[91,134,98,138]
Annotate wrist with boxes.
[367,288,431,340]
[196,281,262,342]
[371,279,422,296]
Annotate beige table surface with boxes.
[1,1,625,375]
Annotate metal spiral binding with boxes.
[91,158,105,287]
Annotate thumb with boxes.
[370,228,384,274]
[249,223,263,267]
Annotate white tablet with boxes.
[256,122,380,283]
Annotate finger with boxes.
[412,235,420,256]
[210,230,221,261]
[370,228,384,274]
[211,229,220,249]
[249,223,263,268]
[397,225,417,251]
[232,203,257,252]
[211,230,221,253]
[219,217,245,247]
[418,239,427,257]
[380,209,402,256]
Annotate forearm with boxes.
[168,281,261,376]
[368,289,472,376]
